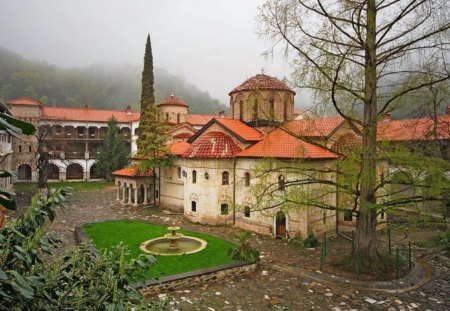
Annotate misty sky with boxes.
[0,0,311,105]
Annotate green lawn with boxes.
[83,220,237,278]
[14,181,114,193]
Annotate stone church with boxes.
[114,73,360,238]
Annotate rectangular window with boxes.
[191,201,197,212]
[344,209,352,221]
[244,206,251,218]
[28,146,32,153]
[221,204,229,215]
[18,145,22,153]
[155,190,159,199]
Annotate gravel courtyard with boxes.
[13,187,450,311]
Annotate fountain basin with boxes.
[140,236,207,256]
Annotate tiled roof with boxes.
[378,116,450,141]
[238,129,338,159]
[331,133,362,155]
[112,167,153,177]
[169,141,191,155]
[7,97,41,106]
[284,117,345,137]
[173,132,192,139]
[184,131,242,158]
[41,106,140,123]
[215,118,263,142]
[187,114,223,126]
[157,95,189,107]
[229,74,295,95]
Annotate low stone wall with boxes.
[140,261,258,297]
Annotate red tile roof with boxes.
[238,129,338,159]
[7,97,41,106]
[112,167,153,177]
[173,132,192,139]
[229,74,295,95]
[331,133,362,155]
[378,116,450,141]
[184,131,242,158]
[157,95,189,107]
[169,141,191,155]
[187,114,223,126]
[215,118,263,142]
[284,117,345,137]
[41,106,140,123]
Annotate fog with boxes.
[0,0,310,105]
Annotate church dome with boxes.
[229,74,295,95]
[157,95,189,107]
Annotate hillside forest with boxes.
[0,47,228,114]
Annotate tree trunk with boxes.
[38,152,49,190]
[354,0,379,262]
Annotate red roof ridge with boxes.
[7,97,41,106]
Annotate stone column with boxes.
[144,187,148,205]
[128,186,132,204]
[122,187,127,204]
[116,186,120,200]
[133,188,138,206]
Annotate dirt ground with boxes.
[9,188,450,311]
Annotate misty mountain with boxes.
[0,47,228,114]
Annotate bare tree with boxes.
[259,0,450,265]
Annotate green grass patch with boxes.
[83,220,237,278]
[14,181,114,193]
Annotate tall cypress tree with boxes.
[136,34,171,205]
[140,34,155,114]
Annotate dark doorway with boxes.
[89,164,99,179]
[47,163,59,180]
[275,211,287,236]
[66,163,83,180]
[18,164,32,180]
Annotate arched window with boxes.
[222,171,229,185]
[177,167,181,179]
[244,206,251,218]
[269,98,275,119]
[177,113,181,123]
[239,100,243,120]
[283,99,289,121]
[221,204,229,215]
[278,175,285,191]
[165,113,169,121]
[244,172,250,187]
[252,99,258,119]
[191,201,197,212]
[192,170,197,184]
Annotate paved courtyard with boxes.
[15,188,450,310]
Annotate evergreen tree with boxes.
[140,34,155,113]
[136,34,171,205]
[95,117,128,181]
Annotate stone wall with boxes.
[140,261,258,297]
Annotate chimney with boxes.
[446,106,450,115]
[126,105,132,115]
[219,110,225,118]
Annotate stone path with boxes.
[12,188,450,310]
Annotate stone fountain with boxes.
[140,223,207,256]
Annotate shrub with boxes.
[303,234,319,248]
[228,231,260,262]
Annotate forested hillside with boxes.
[0,47,227,114]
